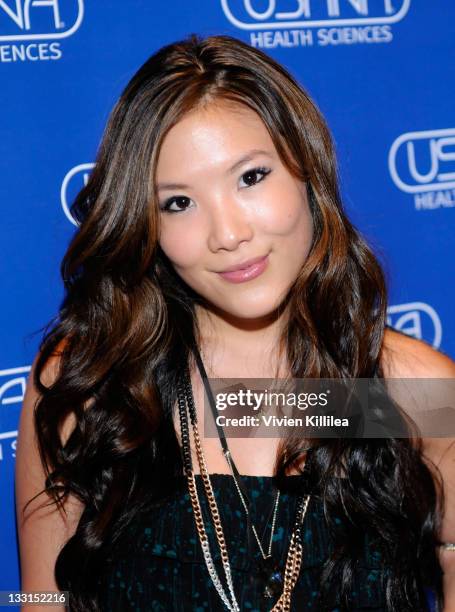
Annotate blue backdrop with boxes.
[1,0,454,599]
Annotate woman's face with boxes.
[155,101,313,322]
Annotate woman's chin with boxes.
[211,301,286,325]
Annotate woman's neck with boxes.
[194,304,290,379]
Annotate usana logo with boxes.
[61,162,94,226]
[221,0,411,48]
[388,128,455,211]
[0,0,84,63]
[387,302,442,348]
[0,365,30,463]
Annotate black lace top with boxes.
[96,472,397,611]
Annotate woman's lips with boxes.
[217,255,269,283]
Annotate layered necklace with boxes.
[176,349,311,611]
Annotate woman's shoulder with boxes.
[381,327,455,378]
[381,328,455,586]
[380,326,455,475]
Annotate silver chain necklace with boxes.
[192,344,312,602]
[177,367,311,611]
[225,448,281,560]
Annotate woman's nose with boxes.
[207,199,254,252]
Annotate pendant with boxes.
[256,555,283,599]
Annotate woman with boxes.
[15,34,455,611]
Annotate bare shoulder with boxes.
[381,329,455,586]
[381,327,455,378]
[15,341,83,605]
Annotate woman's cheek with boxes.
[159,220,197,267]
[254,178,309,234]
[260,198,307,235]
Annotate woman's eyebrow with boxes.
[156,148,274,191]
[226,148,274,175]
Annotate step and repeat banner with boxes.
[1,0,454,596]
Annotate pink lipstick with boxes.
[217,254,269,283]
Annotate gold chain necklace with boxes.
[177,369,311,611]
[195,345,299,597]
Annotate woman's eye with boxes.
[159,167,271,214]
[239,166,271,188]
[160,196,192,214]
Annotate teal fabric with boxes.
[97,474,388,611]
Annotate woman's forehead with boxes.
[155,103,277,182]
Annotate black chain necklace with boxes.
[189,346,309,603]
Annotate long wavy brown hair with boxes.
[27,33,443,610]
